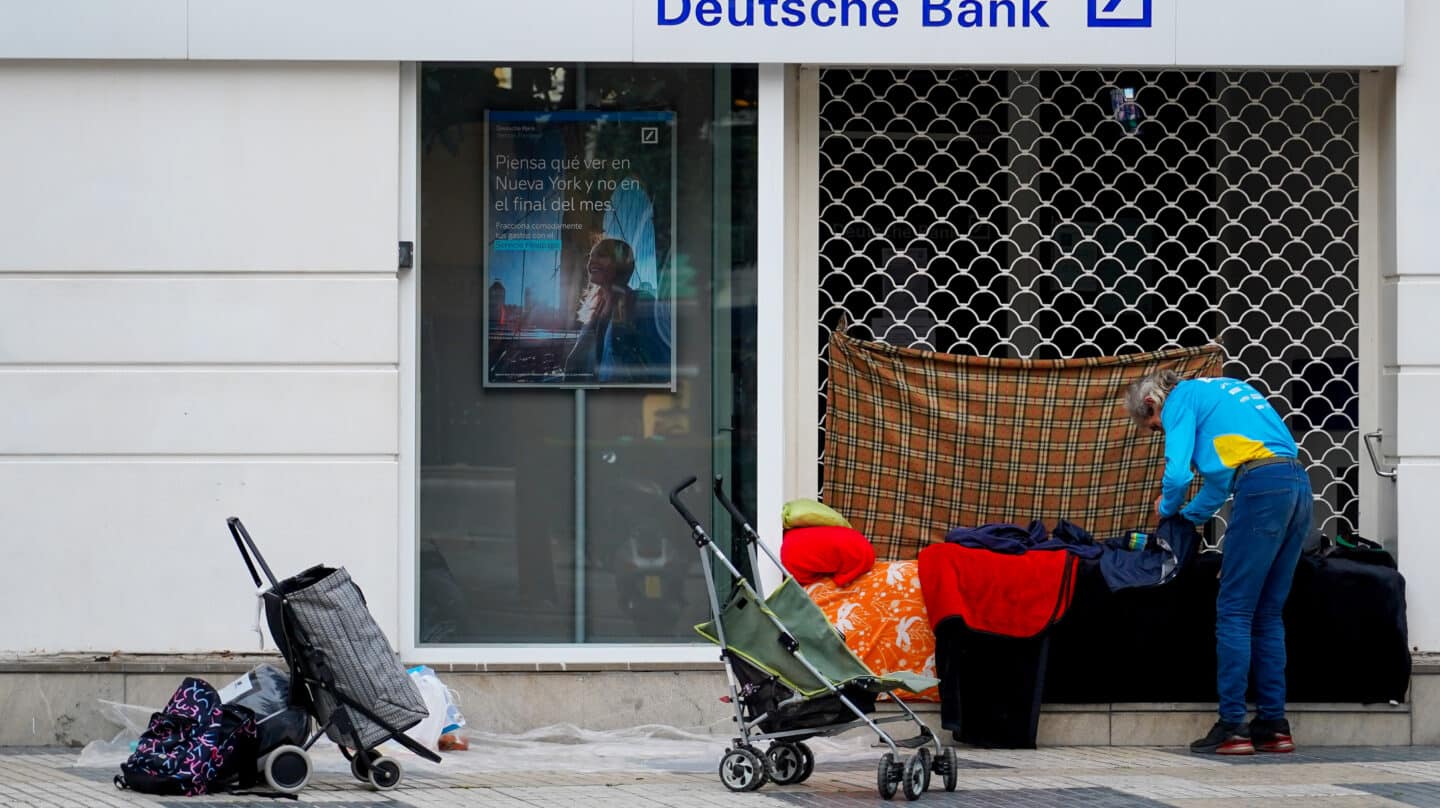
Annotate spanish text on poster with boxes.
[484,110,676,389]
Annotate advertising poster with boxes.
[483,110,676,389]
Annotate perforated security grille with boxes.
[818,69,1360,544]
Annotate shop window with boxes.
[419,64,758,644]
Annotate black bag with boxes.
[1317,534,1397,569]
[116,678,259,796]
[1284,536,1410,704]
[935,618,1051,749]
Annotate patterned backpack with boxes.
[115,677,259,796]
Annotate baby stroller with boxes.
[669,477,954,801]
[228,517,441,793]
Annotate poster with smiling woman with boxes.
[483,110,676,389]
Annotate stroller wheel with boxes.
[901,754,926,801]
[795,742,816,784]
[766,743,806,785]
[940,747,958,792]
[263,745,311,794]
[876,752,900,800]
[368,757,404,791]
[718,747,767,792]
[915,747,932,793]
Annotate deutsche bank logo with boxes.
[1088,0,1151,27]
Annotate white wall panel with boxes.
[0,461,399,652]
[1175,0,1404,67]
[0,370,398,455]
[1395,373,1440,457]
[188,0,632,61]
[1398,462,1440,649]
[1395,1,1440,280]
[0,62,399,272]
[1395,280,1440,366]
[0,0,187,60]
[0,277,397,364]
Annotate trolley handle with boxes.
[227,516,280,589]
[669,476,703,529]
[712,475,760,543]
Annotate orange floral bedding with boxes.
[803,560,939,702]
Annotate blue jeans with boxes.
[1216,460,1312,725]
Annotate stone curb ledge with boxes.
[0,654,727,674]
[5,652,1435,677]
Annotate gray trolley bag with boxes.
[228,517,439,790]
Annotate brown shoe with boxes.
[1250,718,1295,753]
[1190,721,1254,755]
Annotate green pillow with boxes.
[782,498,853,530]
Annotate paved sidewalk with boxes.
[6,744,1440,807]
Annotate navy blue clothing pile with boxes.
[944,515,1201,591]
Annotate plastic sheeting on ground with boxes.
[76,711,889,774]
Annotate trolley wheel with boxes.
[263,744,311,794]
[718,747,767,792]
[901,754,927,801]
[349,751,371,782]
[940,747,958,792]
[368,757,404,791]
[876,752,900,800]
[795,742,816,784]
[766,742,806,785]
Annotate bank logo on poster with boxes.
[1087,0,1151,27]
[483,111,677,389]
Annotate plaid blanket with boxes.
[823,332,1224,561]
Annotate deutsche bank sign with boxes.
[633,0,1401,67]
[1088,0,1152,28]
[656,0,1152,29]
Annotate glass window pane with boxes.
[419,64,757,644]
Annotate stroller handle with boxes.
[669,476,703,529]
[712,475,760,543]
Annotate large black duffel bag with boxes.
[1039,538,1410,707]
[1284,537,1410,704]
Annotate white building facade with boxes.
[1,0,1434,682]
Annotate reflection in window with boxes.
[418,64,758,644]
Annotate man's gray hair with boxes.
[1124,369,1182,425]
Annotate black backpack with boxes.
[115,677,259,796]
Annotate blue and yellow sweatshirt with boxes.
[1159,378,1297,524]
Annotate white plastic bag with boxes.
[442,682,466,736]
[404,665,451,751]
[75,699,157,768]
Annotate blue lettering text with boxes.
[695,0,723,25]
[729,0,755,23]
[658,0,690,24]
[922,0,950,26]
[760,0,780,25]
[655,0,1044,29]
[958,0,982,26]
[781,0,806,26]
[990,0,1015,27]
[812,0,836,26]
[921,0,1048,27]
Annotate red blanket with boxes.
[918,543,1078,639]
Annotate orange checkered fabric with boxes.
[823,332,1223,561]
